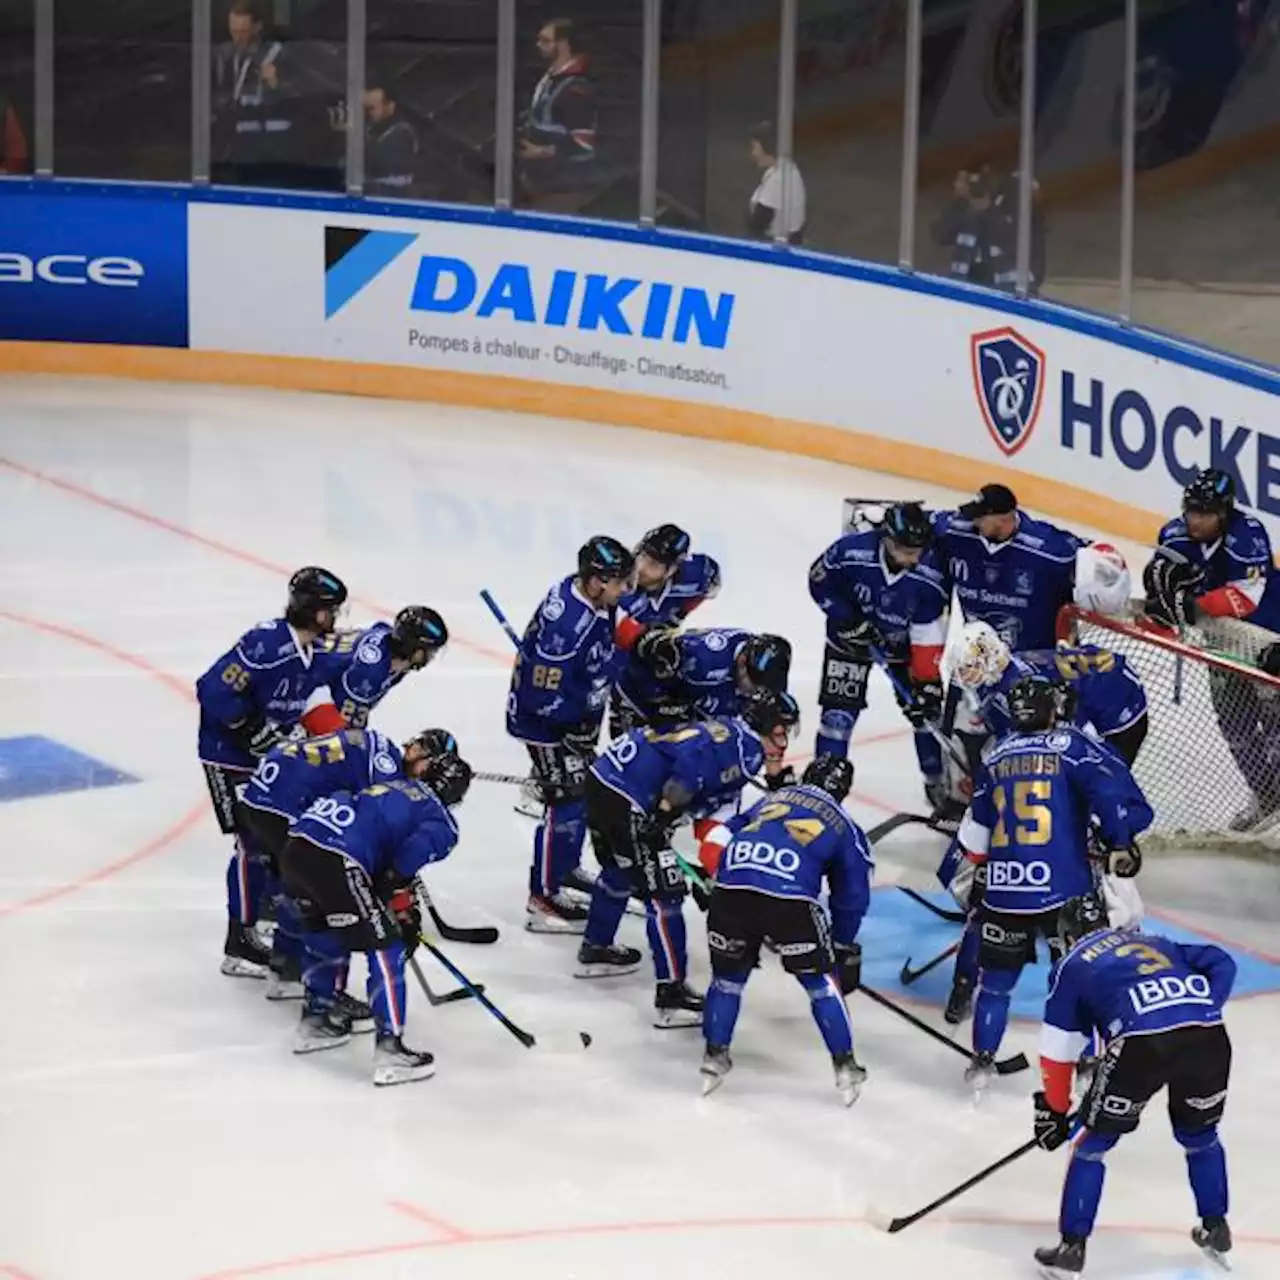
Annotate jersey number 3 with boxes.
[991,780,1053,848]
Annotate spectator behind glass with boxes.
[518,17,598,206]
[933,163,998,288]
[0,88,29,174]
[213,0,282,117]
[747,121,806,244]
[363,82,419,198]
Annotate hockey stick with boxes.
[868,646,971,775]
[418,936,593,1052]
[418,884,499,946]
[856,982,1029,1075]
[899,940,961,986]
[407,952,482,1006]
[866,811,934,843]
[897,885,968,924]
[475,769,527,786]
[479,588,523,648]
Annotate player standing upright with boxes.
[701,754,874,1105]
[196,566,348,978]
[957,675,1152,1091]
[809,502,947,807]
[1031,896,1236,1277]
[507,536,635,932]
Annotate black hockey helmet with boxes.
[740,633,792,693]
[740,688,801,740]
[882,502,933,550]
[577,535,635,584]
[802,754,854,805]
[390,606,449,665]
[1183,469,1235,518]
[1007,674,1059,733]
[422,751,473,808]
[1057,894,1108,949]
[636,523,692,567]
[286,566,348,632]
[403,727,458,760]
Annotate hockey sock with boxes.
[1059,1130,1118,1239]
[1175,1125,1229,1220]
[814,709,855,761]
[973,965,1018,1055]
[583,863,632,946]
[704,973,748,1047]
[800,972,855,1057]
[646,899,687,982]
[225,838,267,927]
[270,895,307,966]
[955,919,981,985]
[367,942,408,1036]
[529,799,586,897]
[912,728,943,779]
[300,932,347,1009]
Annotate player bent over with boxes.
[238,725,457,1016]
[579,689,800,1027]
[196,566,348,978]
[958,676,1152,1093]
[701,755,874,1106]
[1031,896,1236,1277]
[279,753,472,1085]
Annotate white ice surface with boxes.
[0,376,1276,1280]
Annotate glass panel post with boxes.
[344,0,365,195]
[897,0,923,270]
[494,0,516,209]
[773,0,797,246]
[192,0,212,183]
[1014,0,1038,297]
[34,0,52,175]
[638,0,660,226]
[1119,0,1137,321]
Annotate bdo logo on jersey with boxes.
[971,326,1046,457]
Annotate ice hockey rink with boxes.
[2,375,1278,1280]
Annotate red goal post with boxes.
[1058,604,1280,853]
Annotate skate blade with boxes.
[220,956,269,979]
[513,800,544,820]
[346,1018,376,1035]
[293,1033,351,1055]
[373,1062,437,1087]
[1036,1266,1082,1280]
[264,981,305,1001]
[525,915,587,935]
[653,1010,703,1030]
[1198,1245,1232,1272]
[838,1081,865,1108]
[700,1070,727,1096]
[575,962,642,979]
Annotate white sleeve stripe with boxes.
[1230,575,1266,605]
[1040,1022,1089,1063]
[958,811,990,854]
[909,618,947,648]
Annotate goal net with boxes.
[1059,604,1280,854]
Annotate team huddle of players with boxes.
[193,467,1270,1277]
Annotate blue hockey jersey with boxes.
[976,646,1147,740]
[809,530,948,660]
[676,628,753,718]
[933,510,1085,650]
[1041,928,1235,1068]
[290,777,459,883]
[240,728,404,823]
[961,724,1153,914]
[592,719,765,818]
[311,623,407,728]
[1158,509,1280,633]
[196,618,327,769]
[717,783,874,946]
[507,575,619,745]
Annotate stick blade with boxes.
[996,1052,1031,1076]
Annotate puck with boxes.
[580,1032,592,1048]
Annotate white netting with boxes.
[1061,604,1280,854]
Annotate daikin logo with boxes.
[324,226,416,319]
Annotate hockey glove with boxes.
[765,764,797,791]
[562,719,602,760]
[1033,1091,1071,1151]
[1053,683,1078,724]
[1106,840,1143,879]
[1142,552,1203,629]
[904,680,944,728]
[834,942,862,994]
[233,715,288,759]
[388,885,422,956]
[832,616,886,660]
[635,629,683,682]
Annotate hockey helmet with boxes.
[1007,674,1059,733]
[882,502,933,551]
[422,751,473,809]
[403,727,458,760]
[1183,469,1235,519]
[802,754,854,805]
[951,621,1010,691]
[286,566,348,632]
[578,535,636,584]
[740,633,792,693]
[1057,894,1108,950]
[636,523,692,567]
[740,688,801,741]
[390,605,449,666]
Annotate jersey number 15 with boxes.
[991,779,1053,848]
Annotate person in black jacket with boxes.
[363,82,419,197]
[518,18,598,201]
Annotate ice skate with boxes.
[575,941,642,978]
[264,954,304,1001]
[220,922,271,978]
[513,776,545,820]
[653,980,704,1029]
[833,1053,867,1107]
[372,1033,435,1086]
[333,990,375,1034]
[964,1050,996,1099]
[1034,1235,1086,1278]
[944,974,974,1026]
[293,1006,352,1054]
[700,1044,732,1095]
[525,891,588,934]
[1192,1217,1232,1269]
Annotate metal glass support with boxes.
[897,0,923,269]
[1014,0,1038,296]
[34,0,53,176]
[639,0,661,226]
[192,0,212,183]
[1119,0,1138,321]
[774,0,798,245]
[345,0,366,196]
[494,0,517,209]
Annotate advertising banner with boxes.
[0,190,188,348]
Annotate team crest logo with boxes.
[971,326,1045,456]
[1015,570,1033,595]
